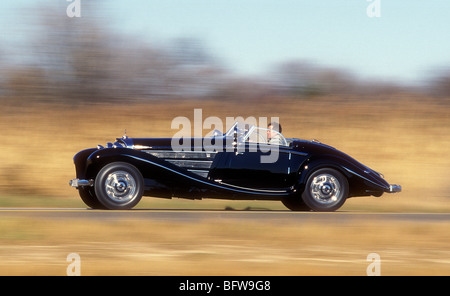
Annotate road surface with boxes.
[1,207,449,222]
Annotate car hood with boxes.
[124,137,174,149]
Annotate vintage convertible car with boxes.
[69,122,401,211]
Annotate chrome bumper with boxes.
[389,184,402,193]
[69,179,94,188]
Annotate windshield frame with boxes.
[225,122,288,146]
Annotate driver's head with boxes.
[267,122,282,139]
[268,122,282,133]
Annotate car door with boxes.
[210,142,292,189]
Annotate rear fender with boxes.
[297,154,390,197]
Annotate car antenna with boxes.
[123,128,128,139]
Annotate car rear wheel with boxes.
[302,168,348,212]
[94,162,144,210]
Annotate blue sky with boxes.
[1,0,449,84]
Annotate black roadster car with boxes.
[70,122,401,211]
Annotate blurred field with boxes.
[0,215,449,275]
[1,95,449,211]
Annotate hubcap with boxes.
[104,171,136,203]
[310,173,341,205]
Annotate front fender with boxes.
[85,147,169,179]
[73,148,97,179]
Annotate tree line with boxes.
[1,5,448,105]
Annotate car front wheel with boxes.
[78,187,106,209]
[281,196,311,211]
[94,162,144,210]
[302,168,348,212]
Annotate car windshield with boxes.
[224,122,288,146]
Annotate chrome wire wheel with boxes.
[95,162,144,210]
[310,173,341,205]
[302,168,348,212]
[105,170,137,204]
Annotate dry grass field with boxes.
[0,214,449,276]
[0,95,449,276]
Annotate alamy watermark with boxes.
[66,0,81,18]
[366,0,381,18]
[67,0,380,19]
[366,253,381,276]
[171,109,282,164]
[64,251,380,276]
[66,253,81,276]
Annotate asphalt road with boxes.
[1,208,449,223]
